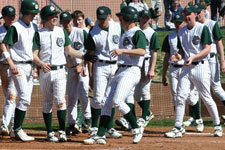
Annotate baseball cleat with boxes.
[15,129,35,141]
[9,128,15,138]
[132,127,144,144]
[137,118,146,128]
[144,112,154,127]
[214,126,223,137]
[90,127,98,137]
[105,128,122,138]
[115,117,131,130]
[58,130,67,142]
[82,120,91,133]
[183,117,194,127]
[0,125,9,136]
[83,135,106,145]
[196,118,204,132]
[164,127,185,138]
[47,132,59,142]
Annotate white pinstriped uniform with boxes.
[0,25,17,128]
[203,19,225,101]
[175,22,220,127]
[126,26,155,104]
[7,20,37,111]
[101,26,145,116]
[38,26,67,113]
[90,20,121,109]
[66,27,91,125]
[167,31,199,106]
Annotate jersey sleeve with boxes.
[63,29,72,47]
[150,32,160,51]
[84,33,96,51]
[32,32,40,50]
[161,35,170,53]
[201,26,212,45]
[132,30,146,49]
[212,22,223,41]
[2,26,18,46]
[83,29,88,46]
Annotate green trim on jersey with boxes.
[83,29,88,46]
[201,26,212,45]
[150,32,160,50]
[63,29,72,47]
[32,32,40,50]
[212,22,223,41]
[3,26,18,46]
[132,30,146,49]
[85,33,96,51]
[162,35,170,53]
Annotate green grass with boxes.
[153,28,225,83]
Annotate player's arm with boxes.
[186,26,211,65]
[110,30,146,57]
[161,35,170,86]
[212,22,225,73]
[1,26,18,74]
[148,32,160,79]
[32,32,51,73]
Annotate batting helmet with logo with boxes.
[116,6,138,22]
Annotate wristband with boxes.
[2,51,10,60]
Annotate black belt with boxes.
[40,65,64,70]
[191,60,204,65]
[16,61,32,64]
[98,60,117,64]
[210,53,216,58]
[171,64,183,68]
[118,64,132,67]
[145,57,150,60]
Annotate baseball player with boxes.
[162,12,202,133]
[184,2,225,130]
[83,6,146,145]
[59,11,91,135]
[1,0,39,141]
[0,5,17,136]
[165,4,223,138]
[71,10,89,33]
[33,5,89,142]
[83,6,122,138]
[116,9,159,130]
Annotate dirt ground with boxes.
[0,127,225,150]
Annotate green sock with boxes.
[91,107,101,127]
[57,110,66,131]
[124,110,138,129]
[97,115,110,136]
[107,108,115,130]
[222,101,225,106]
[13,108,26,131]
[189,105,196,119]
[84,118,91,125]
[193,101,201,119]
[43,112,52,133]
[138,100,150,120]
[127,103,137,120]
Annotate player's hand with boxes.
[162,76,168,86]
[148,70,155,80]
[220,60,225,73]
[171,52,182,62]
[75,64,86,77]
[10,64,18,75]
[110,49,124,58]
[41,63,51,73]
[185,57,194,66]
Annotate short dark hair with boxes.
[71,10,85,19]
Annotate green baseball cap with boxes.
[96,6,111,19]
[2,5,16,16]
[195,3,205,13]
[139,10,151,18]
[204,0,210,6]
[60,11,72,22]
[183,4,196,13]
[174,13,184,22]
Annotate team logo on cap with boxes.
[112,35,119,44]
[192,36,200,45]
[8,7,14,12]
[63,13,68,18]
[175,15,180,19]
[123,37,131,46]
[73,42,83,50]
[50,6,55,11]
[35,4,39,9]
[99,9,104,14]
[56,37,64,47]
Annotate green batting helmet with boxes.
[2,5,16,16]
[60,11,72,22]
[116,6,138,22]
[21,0,40,15]
[40,5,59,22]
